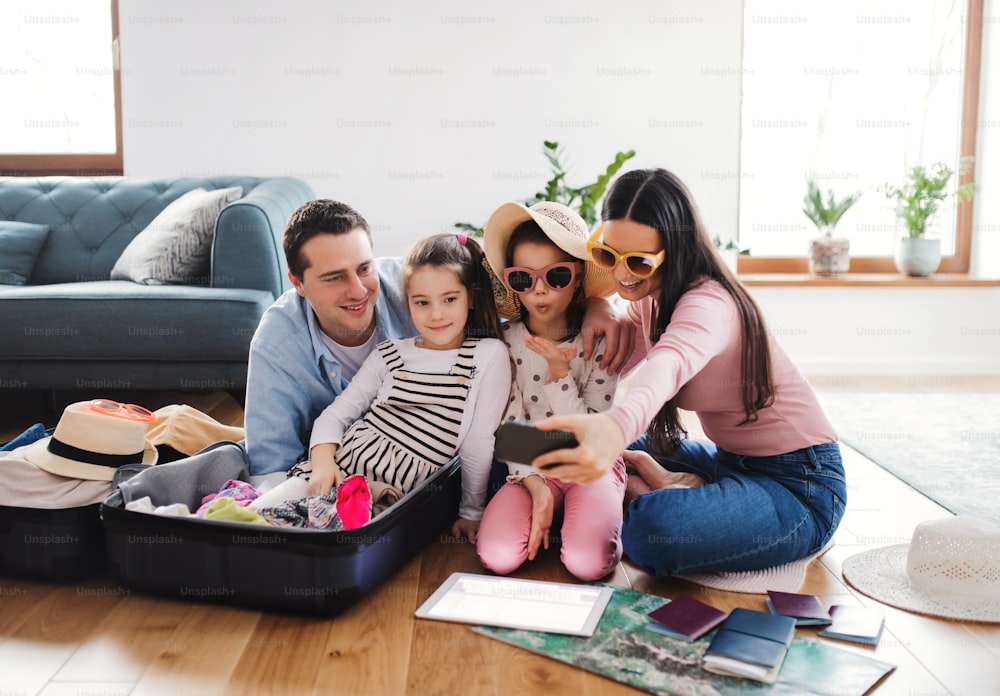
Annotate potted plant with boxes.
[880,158,976,277]
[455,141,636,236]
[802,180,861,276]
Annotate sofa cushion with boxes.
[110,186,243,285]
[0,281,273,361]
[0,221,50,285]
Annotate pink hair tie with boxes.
[456,233,467,246]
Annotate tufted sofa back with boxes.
[0,176,269,285]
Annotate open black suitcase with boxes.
[0,503,107,581]
[0,428,108,582]
[100,440,461,616]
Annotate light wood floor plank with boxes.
[0,580,59,635]
[307,553,425,696]
[37,683,132,696]
[222,613,333,696]
[0,577,125,695]
[52,593,197,683]
[0,639,78,696]
[127,602,261,696]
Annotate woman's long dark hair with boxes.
[602,168,774,455]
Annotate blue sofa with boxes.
[0,176,314,392]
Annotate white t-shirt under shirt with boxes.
[318,327,377,384]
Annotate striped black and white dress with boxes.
[333,338,477,493]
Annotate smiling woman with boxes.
[0,0,122,174]
[532,168,846,582]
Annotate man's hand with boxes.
[579,297,635,374]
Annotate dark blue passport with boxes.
[703,608,796,684]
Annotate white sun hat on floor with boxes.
[841,515,1000,623]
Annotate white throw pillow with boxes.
[110,186,243,285]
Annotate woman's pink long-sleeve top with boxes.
[607,279,837,456]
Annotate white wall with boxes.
[752,286,1000,376]
[118,0,1000,375]
[118,0,742,254]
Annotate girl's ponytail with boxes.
[460,235,505,341]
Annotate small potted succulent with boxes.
[880,158,976,277]
[802,180,861,276]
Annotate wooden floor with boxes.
[2,379,999,695]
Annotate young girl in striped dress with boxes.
[307,233,511,540]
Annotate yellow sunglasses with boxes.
[587,229,665,279]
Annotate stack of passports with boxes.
[703,608,796,684]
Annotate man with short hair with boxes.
[245,200,414,475]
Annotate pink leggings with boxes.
[477,457,627,581]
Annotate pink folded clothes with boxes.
[195,479,260,516]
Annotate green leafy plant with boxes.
[880,157,976,239]
[712,235,750,256]
[802,180,861,236]
[456,140,636,236]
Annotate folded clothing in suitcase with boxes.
[100,441,462,615]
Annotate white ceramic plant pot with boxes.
[894,237,941,277]
[809,237,850,276]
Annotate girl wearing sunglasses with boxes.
[477,201,625,581]
[532,169,845,581]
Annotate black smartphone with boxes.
[493,421,579,468]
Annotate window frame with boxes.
[738,0,983,275]
[0,0,123,176]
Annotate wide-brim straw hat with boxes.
[483,201,618,319]
[842,515,1000,623]
[25,401,158,482]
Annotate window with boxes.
[738,0,982,273]
[0,0,121,175]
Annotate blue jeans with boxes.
[622,437,847,576]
